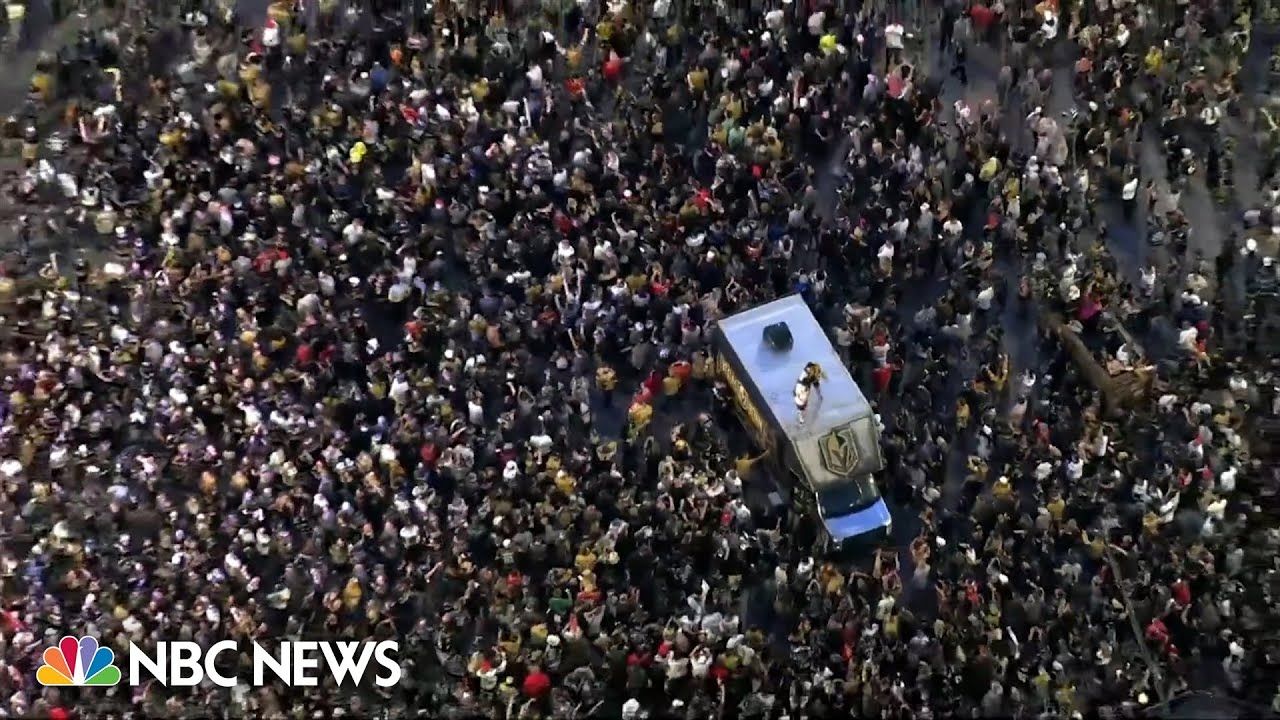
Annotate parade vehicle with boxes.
[713,294,891,544]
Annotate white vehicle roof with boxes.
[717,295,884,485]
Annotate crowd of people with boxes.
[0,0,1277,717]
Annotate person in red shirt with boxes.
[642,369,663,397]
[872,362,895,395]
[419,443,439,467]
[669,359,692,384]
[253,249,281,273]
[522,665,551,698]
[633,386,654,408]
[603,51,624,82]
[887,72,905,99]
[1171,579,1191,608]
[692,188,712,209]
[553,210,575,235]
[1146,618,1169,648]
[969,5,995,40]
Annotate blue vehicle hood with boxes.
[823,499,892,541]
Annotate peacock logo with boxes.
[37,636,122,686]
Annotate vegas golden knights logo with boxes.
[818,425,860,476]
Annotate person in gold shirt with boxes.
[554,470,576,496]
[993,475,1014,501]
[595,441,618,463]
[574,545,598,573]
[661,370,682,397]
[341,578,362,610]
[981,352,1010,397]
[734,450,768,482]
[624,269,649,293]
[687,66,708,97]
[565,43,583,72]
[627,401,653,440]
[1045,491,1066,524]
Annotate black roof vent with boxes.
[763,322,793,351]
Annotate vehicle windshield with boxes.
[814,474,881,517]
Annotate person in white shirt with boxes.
[1219,466,1238,493]
[342,218,365,243]
[1122,173,1139,220]
[1139,266,1156,297]
[689,647,713,678]
[884,22,905,69]
[1200,103,1222,128]
[891,215,911,240]
[807,10,827,37]
[877,239,895,275]
[945,310,972,340]
[554,238,576,264]
[943,217,963,238]
[976,284,995,312]
[1065,456,1083,481]
[1177,322,1200,355]
[262,18,281,48]
[664,654,689,681]
[1037,11,1058,40]
[1094,430,1109,459]
[389,373,410,408]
